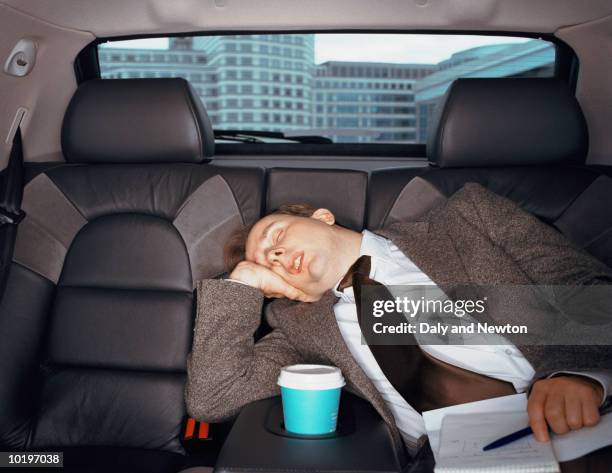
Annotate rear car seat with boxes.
[368,78,612,270]
[0,78,264,472]
[266,167,368,230]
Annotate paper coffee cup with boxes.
[277,364,346,435]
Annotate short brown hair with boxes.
[223,203,317,273]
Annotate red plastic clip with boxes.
[198,422,210,440]
[184,418,196,440]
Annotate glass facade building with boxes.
[414,40,555,141]
[313,61,435,143]
[98,37,220,117]
[193,35,315,131]
[98,34,555,144]
[99,35,436,142]
[99,35,316,132]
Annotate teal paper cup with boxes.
[277,364,346,435]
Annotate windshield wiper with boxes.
[214,130,332,144]
[214,131,266,143]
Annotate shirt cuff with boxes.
[224,278,251,286]
[549,371,611,406]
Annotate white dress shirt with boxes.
[332,230,610,446]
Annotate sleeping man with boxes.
[185,183,612,455]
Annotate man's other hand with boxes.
[528,375,604,441]
[229,261,316,302]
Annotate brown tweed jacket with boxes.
[185,183,612,459]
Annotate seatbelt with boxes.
[0,127,26,298]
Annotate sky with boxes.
[101,34,532,65]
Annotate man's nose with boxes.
[267,247,286,267]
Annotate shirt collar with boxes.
[332,230,391,300]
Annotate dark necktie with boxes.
[339,255,515,413]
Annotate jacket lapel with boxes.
[377,186,533,289]
[377,220,471,287]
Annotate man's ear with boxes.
[311,208,335,226]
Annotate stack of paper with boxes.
[434,412,558,473]
[423,394,612,473]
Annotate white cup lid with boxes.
[277,364,345,390]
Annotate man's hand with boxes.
[230,261,316,302]
[528,375,604,441]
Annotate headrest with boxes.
[62,78,214,164]
[427,78,588,168]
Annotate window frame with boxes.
[76,29,578,159]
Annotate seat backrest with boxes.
[0,79,264,453]
[266,167,368,231]
[368,78,612,268]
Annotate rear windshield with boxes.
[97,33,556,145]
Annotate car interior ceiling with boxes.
[1,1,611,472]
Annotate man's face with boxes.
[245,210,340,298]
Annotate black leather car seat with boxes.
[368,78,612,269]
[265,167,368,230]
[0,78,263,472]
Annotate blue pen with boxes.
[483,404,611,451]
[483,426,533,451]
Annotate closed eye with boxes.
[275,229,284,245]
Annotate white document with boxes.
[434,412,559,473]
[551,411,612,462]
[422,393,527,460]
[426,401,612,472]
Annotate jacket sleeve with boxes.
[454,183,612,329]
[456,183,612,376]
[524,344,612,391]
[456,182,612,287]
[185,279,303,422]
[547,370,612,406]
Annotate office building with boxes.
[414,40,555,141]
[193,34,315,131]
[313,61,435,143]
[99,35,435,142]
[99,36,554,144]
